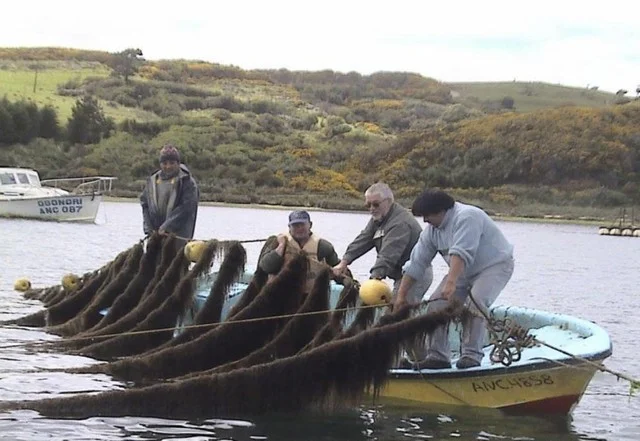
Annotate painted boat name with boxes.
[38,198,83,214]
[472,374,554,392]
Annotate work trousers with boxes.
[425,258,515,363]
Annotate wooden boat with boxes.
[185,270,612,416]
[0,166,116,223]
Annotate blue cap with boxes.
[288,210,311,225]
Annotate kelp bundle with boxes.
[1,304,463,418]
[0,235,467,419]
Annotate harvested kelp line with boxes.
[181,267,333,378]
[77,240,220,360]
[21,286,55,301]
[222,237,277,320]
[165,241,247,347]
[45,246,133,328]
[82,233,164,334]
[138,235,180,302]
[1,305,462,419]
[299,278,360,351]
[49,243,145,337]
[335,302,378,340]
[59,241,189,351]
[1,269,103,328]
[78,253,310,382]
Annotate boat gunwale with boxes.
[388,347,611,379]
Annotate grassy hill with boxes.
[0,60,159,121]
[448,81,616,113]
[0,47,638,221]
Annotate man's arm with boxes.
[394,273,417,308]
[140,185,153,235]
[442,255,465,300]
[258,235,286,274]
[318,239,341,267]
[333,219,376,275]
[448,212,482,269]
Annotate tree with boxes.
[39,105,60,140]
[67,95,114,144]
[501,96,515,109]
[110,48,144,84]
[0,101,17,145]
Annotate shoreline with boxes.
[103,196,610,226]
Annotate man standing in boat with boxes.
[395,189,514,370]
[140,144,199,243]
[332,182,433,362]
[259,210,341,282]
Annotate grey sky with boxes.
[3,0,638,93]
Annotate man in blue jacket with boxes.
[140,144,199,242]
[394,189,514,369]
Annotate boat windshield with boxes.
[16,173,30,184]
[0,172,17,185]
[27,173,41,185]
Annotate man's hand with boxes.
[442,255,465,300]
[391,275,417,311]
[275,234,287,256]
[441,279,456,300]
[332,260,348,278]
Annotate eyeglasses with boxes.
[365,199,387,208]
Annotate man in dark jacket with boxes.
[140,144,199,242]
[332,183,433,362]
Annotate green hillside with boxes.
[0,47,638,220]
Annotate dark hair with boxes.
[411,189,455,216]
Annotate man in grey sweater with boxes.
[395,189,514,370]
[332,182,433,361]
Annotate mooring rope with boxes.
[466,291,640,392]
[148,232,268,245]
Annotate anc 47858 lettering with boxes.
[472,374,554,393]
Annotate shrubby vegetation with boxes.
[1,47,638,218]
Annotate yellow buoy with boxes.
[14,278,32,292]
[359,279,392,306]
[61,273,80,291]
[184,240,207,263]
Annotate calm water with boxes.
[0,201,639,441]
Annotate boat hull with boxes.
[381,357,603,414]
[191,273,612,416]
[0,194,102,222]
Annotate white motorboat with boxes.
[0,167,116,223]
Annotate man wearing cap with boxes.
[259,210,340,279]
[140,144,199,242]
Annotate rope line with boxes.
[466,291,639,390]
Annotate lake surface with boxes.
[1,201,639,440]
